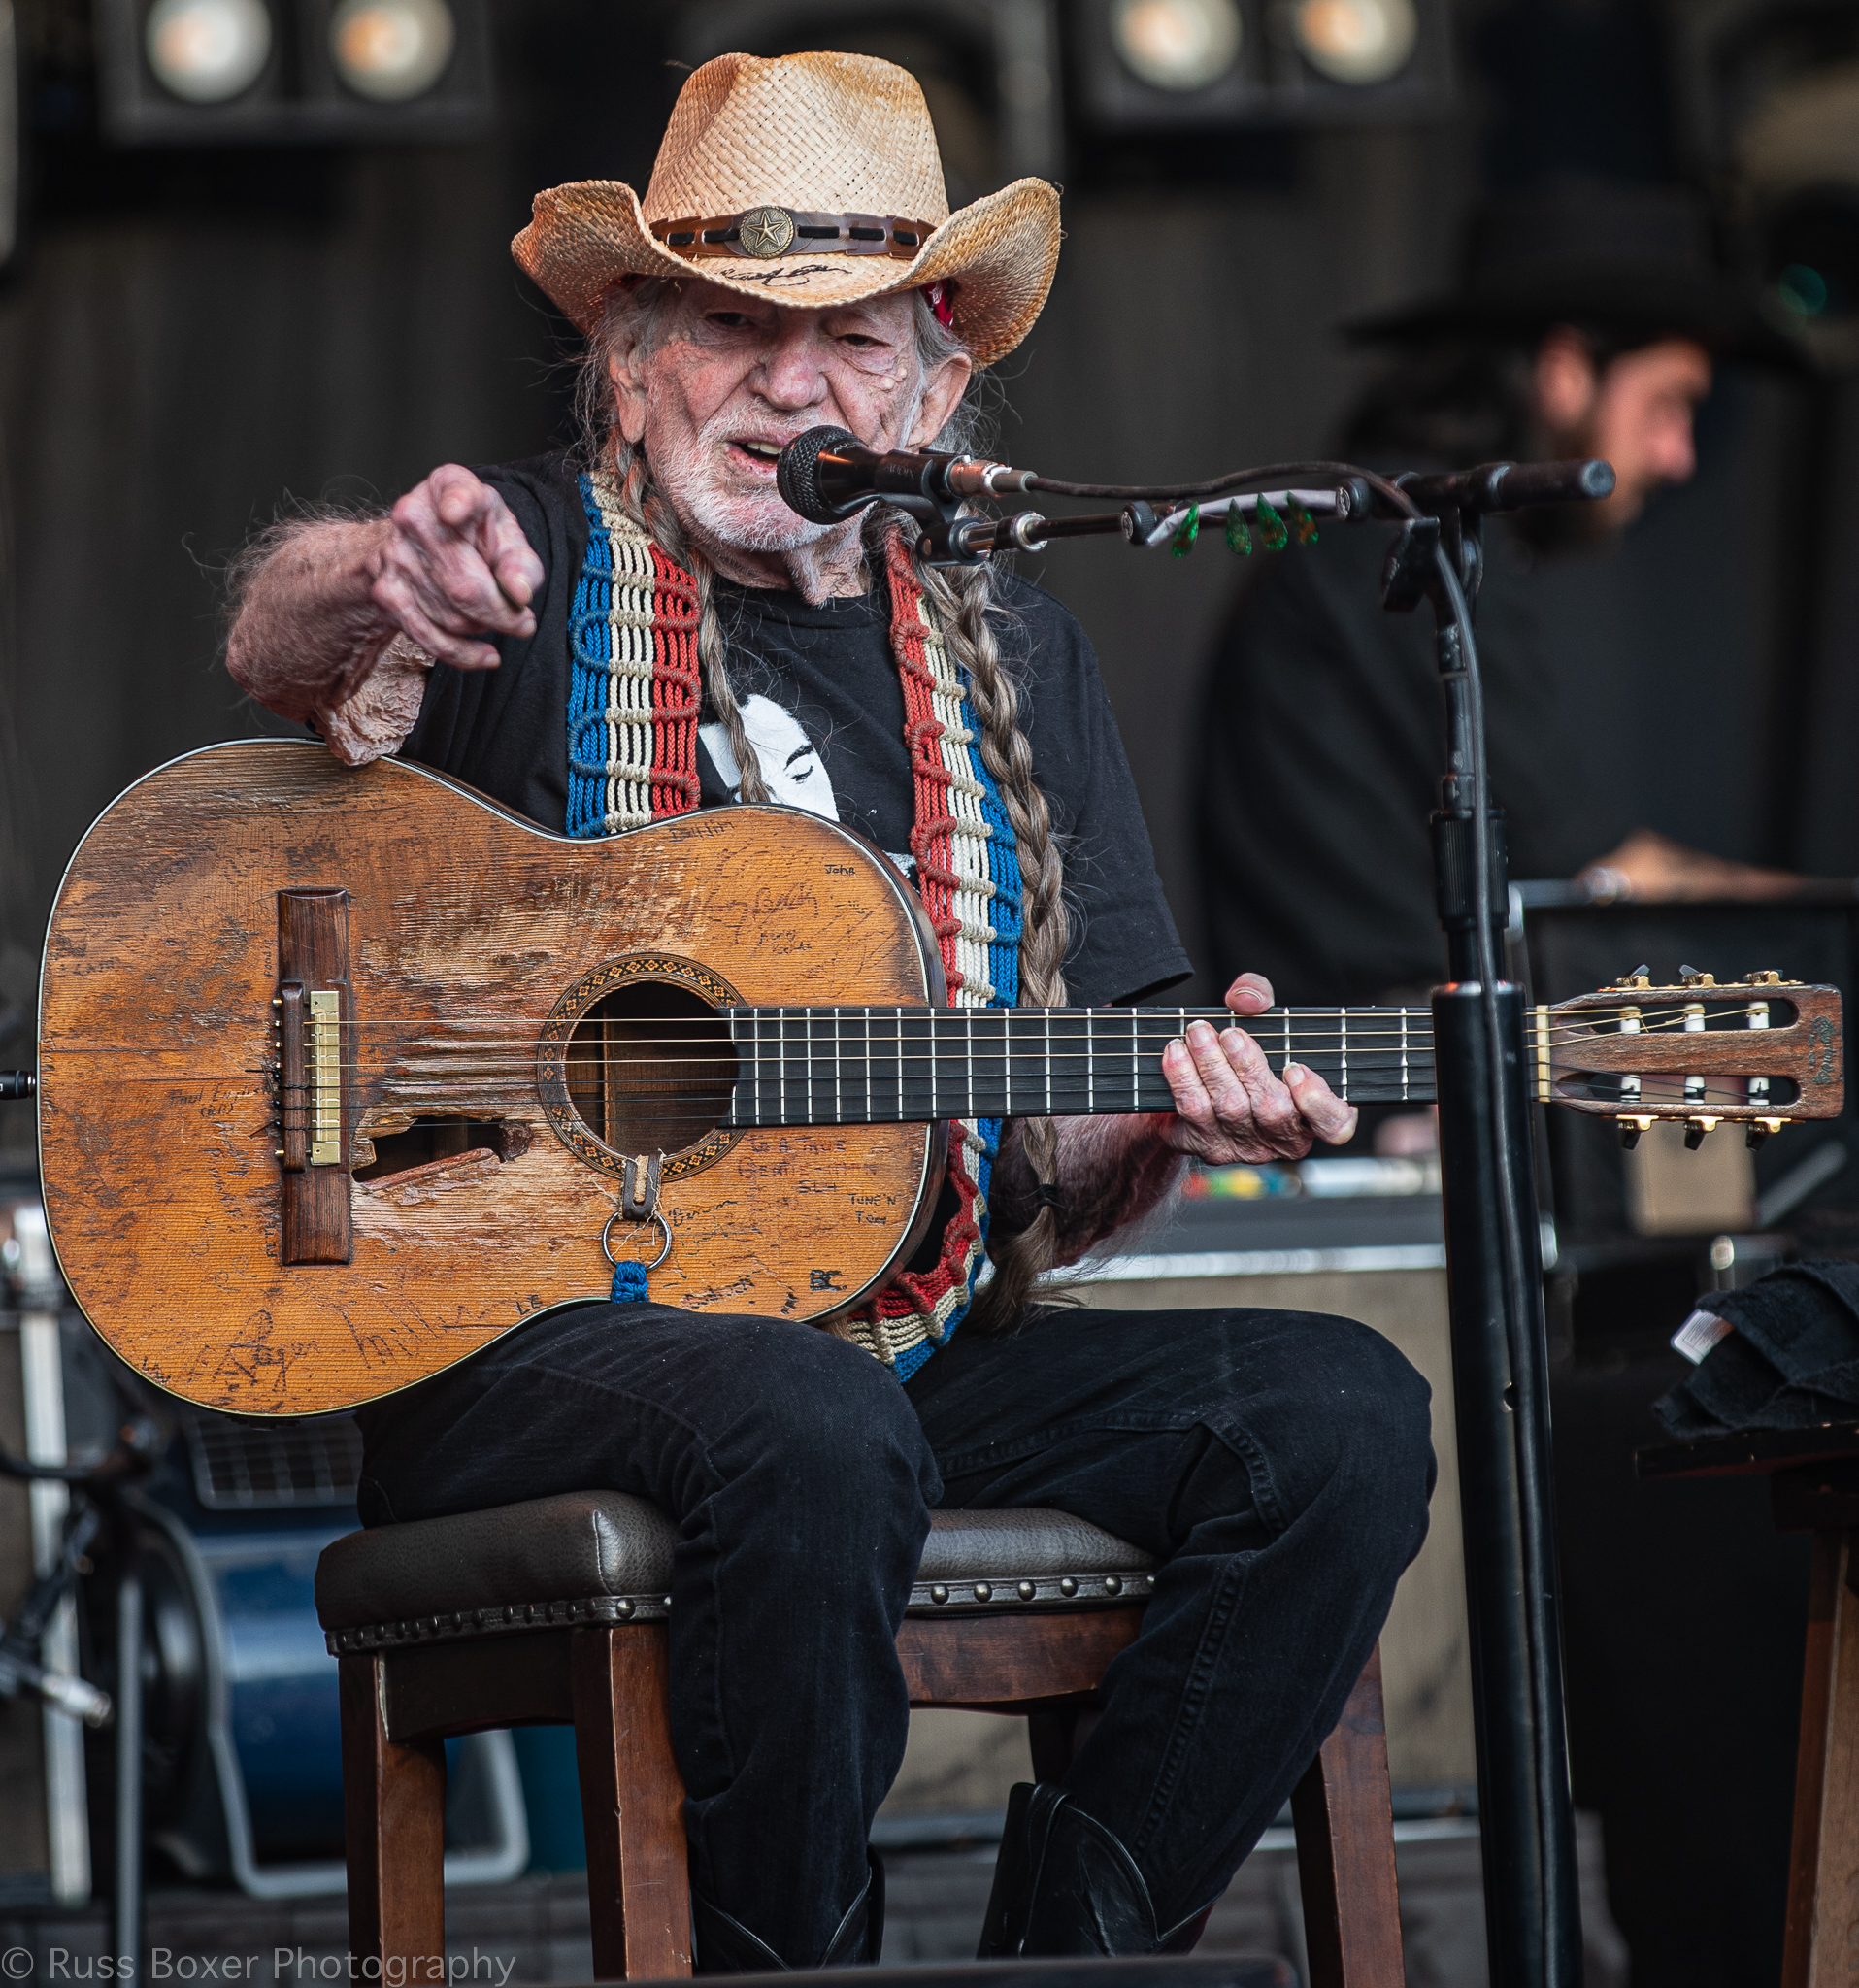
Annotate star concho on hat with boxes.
[512,50,1060,370]
[737,206,797,259]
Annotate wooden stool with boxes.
[316,1493,1405,1984]
[1639,1419,1859,1988]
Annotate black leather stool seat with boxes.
[315,1493,1158,1655]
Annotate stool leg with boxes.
[572,1624,693,1980]
[1783,1528,1859,1988]
[340,1654,446,1982]
[1291,1644,1406,1988]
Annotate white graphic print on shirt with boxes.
[700,695,914,880]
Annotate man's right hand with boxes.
[370,464,547,671]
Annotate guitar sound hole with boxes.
[564,981,739,1156]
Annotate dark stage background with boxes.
[0,4,1852,1984]
[8,0,1857,1061]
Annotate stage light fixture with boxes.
[94,0,491,144]
[1291,0,1417,87]
[1110,0,1243,92]
[144,0,273,104]
[329,0,453,102]
[1077,0,1448,135]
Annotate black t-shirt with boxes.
[1193,514,1639,1006]
[401,453,1190,1008]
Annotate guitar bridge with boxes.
[277,888,353,1266]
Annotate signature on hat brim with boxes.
[514,176,1060,371]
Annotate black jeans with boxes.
[356,1300,1434,1967]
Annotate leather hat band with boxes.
[649,208,935,264]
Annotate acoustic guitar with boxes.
[32,742,1845,1415]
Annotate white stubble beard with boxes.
[642,372,929,595]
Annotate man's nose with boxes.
[756,326,831,410]
[1659,417,1698,485]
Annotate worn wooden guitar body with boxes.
[40,740,1845,1418]
[39,742,945,1416]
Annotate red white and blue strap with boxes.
[567,472,701,836]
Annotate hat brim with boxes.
[1346,261,1809,371]
[514,178,1060,370]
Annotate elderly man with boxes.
[228,52,1432,1973]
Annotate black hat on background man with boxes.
[1347,180,1805,368]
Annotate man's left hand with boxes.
[1159,973,1358,1164]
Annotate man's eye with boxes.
[708,313,753,329]
[838,333,884,348]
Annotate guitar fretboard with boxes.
[718,1006,1436,1128]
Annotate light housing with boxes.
[94,0,491,145]
[143,0,273,105]
[1077,0,1450,135]
[1291,0,1417,87]
[329,0,455,103]
[1110,0,1244,93]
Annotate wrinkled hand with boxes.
[370,464,546,671]
[1160,972,1358,1164]
[1578,827,1802,906]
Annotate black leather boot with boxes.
[692,1848,884,1971]
[977,1782,1208,1959]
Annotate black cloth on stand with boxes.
[1655,1260,1859,1437]
[1193,514,1643,1005]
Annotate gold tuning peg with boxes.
[1684,1116,1720,1148]
[1678,966,1716,987]
[1746,1117,1785,1149]
[1746,970,1782,985]
[1610,965,1652,990]
[1617,1114,1654,1148]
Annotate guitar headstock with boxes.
[1538,969,1844,1148]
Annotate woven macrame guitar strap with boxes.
[565,471,1023,1375]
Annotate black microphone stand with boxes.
[776,434,1602,1988]
[0,1415,161,1971]
[0,1237,159,1977]
[1381,465,1589,1988]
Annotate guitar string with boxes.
[273,1075,1777,1116]
[55,1005,1773,1057]
[320,995,1786,1028]
[314,996,1772,1039]
[311,1010,1766,1049]
[261,1013,1751,1058]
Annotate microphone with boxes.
[776,426,1036,525]
[1396,459,1615,514]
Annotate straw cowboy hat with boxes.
[513,50,1060,369]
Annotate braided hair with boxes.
[578,282,1069,1332]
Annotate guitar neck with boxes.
[718,1005,1436,1127]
